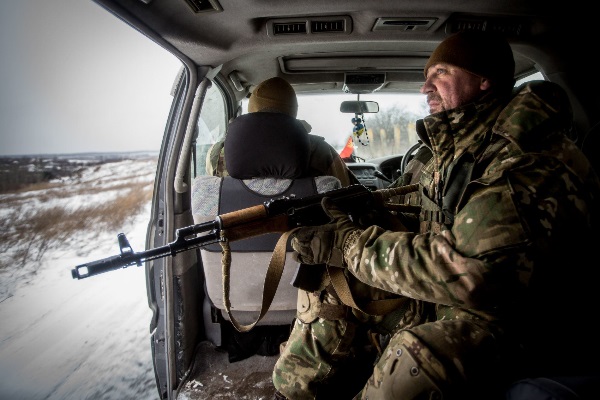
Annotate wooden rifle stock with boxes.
[71,183,419,280]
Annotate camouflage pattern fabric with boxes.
[361,319,507,399]
[348,81,600,397]
[273,151,430,399]
[273,276,428,400]
[276,81,600,399]
[272,291,363,400]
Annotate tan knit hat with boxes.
[248,77,298,118]
[425,31,515,89]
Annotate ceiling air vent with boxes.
[183,0,222,14]
[268,16,351,37]
[273,22,307,35]
[312,19,346,33]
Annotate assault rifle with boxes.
[71,183,419,280]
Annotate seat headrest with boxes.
[224,112,311,179]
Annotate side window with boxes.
[515,71,544,86]
[192,82,228,177]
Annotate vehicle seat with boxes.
[191,112,341,328]
[192,175,340,325]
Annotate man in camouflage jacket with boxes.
[275,30,600,399]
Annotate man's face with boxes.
[420,63,490,114]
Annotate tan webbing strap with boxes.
[373,183,421,214]
[221,227,301,333]
[221,229,409,332]
[220,182,421,332]
[318,302,348,320]
[328,267,409,316]
[375,183,419,201]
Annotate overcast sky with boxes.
[0,0,182,156]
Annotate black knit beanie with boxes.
[425,31,515,89]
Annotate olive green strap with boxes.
[328,267,409,316]
[221,226,407,334]
[221,227,300,333]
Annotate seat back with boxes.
[192,175,341,325]
[192,111,341,325]
[224,112,311,179]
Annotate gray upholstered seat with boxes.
[191,175,341,325]
[192,111,341,327]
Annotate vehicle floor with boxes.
[177,340,279,400]
[176,324,375,400]
[176,339,600,400]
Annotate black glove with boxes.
[291,197,363,267]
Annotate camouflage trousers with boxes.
[274,289,512,399]
[272,289,376,400]
[272,275,424,400]
[359,318,510,399]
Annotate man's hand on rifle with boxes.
[291,197,363,268]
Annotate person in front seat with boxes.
[276,30,600,399]
[206,76,359,187]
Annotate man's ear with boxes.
[480,78,492,90]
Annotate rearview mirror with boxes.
[340,101,379,114]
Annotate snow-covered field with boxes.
[0,156,159,400]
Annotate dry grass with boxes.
[0,157,157,302]
[1,181,154,270]
[85,182,154,231]
[11,181,66,193]
[0,161,155,274]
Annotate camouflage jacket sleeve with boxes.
[345,81,600,312]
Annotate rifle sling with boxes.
[221,228,299,333]
[327,267,409,316]
[221,226,409,333]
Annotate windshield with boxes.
[242,93,428,161]
[239,71,545,163]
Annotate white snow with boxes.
[0,157,158,400]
